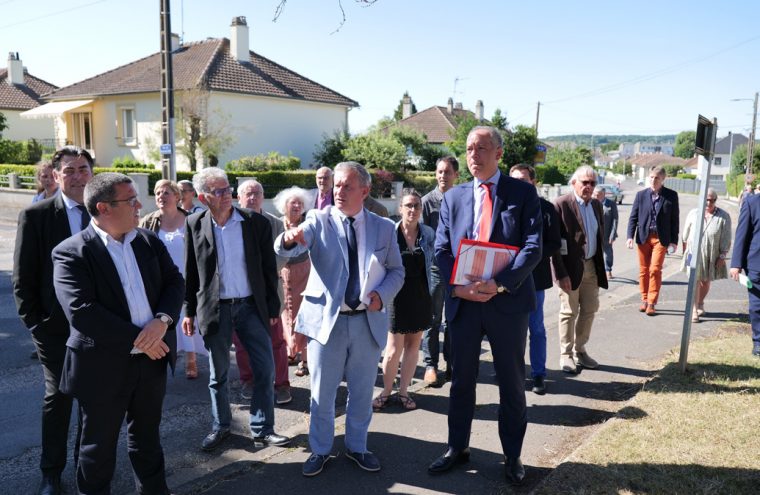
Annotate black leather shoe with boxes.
[201,429,230,451]
[428,447,470,474]
[504,456,525,484]
[38,474,62,495]
[532,376,547,395]
[253,432,290,447]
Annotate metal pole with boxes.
[535,101,540,135]
[679,117,717,372]
[160,0,176,181]
[747,92,758,177]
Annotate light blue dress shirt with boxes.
[213,209,254,299]
[61,192,88,235]
[574,193,598,259]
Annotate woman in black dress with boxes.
[373,189,435,411]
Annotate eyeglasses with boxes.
[705,198,716,203]
[208,186,233,198]
[580,180,596,187]
[403,203,422,210]
[110,196,139,207]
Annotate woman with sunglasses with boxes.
[373,188,435,411]
[681,188,732,322]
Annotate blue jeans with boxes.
[422,266,448,370]
[204,300,275,437]
[527,290,547,378]
[602,240,614,272]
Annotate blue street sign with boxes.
[160,144,172,155]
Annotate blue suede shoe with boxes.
[303,453,332,477]
[345,450,381,472]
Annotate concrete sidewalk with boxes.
[171,266,751,495]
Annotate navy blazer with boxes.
[627,186,679,246]
[533,197,562,291]
[435,174,543,321]
[53,226,185,401]
[731,193,760,274]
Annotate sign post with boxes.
[679,115,717,372]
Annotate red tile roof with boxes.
[46,38,358,107]
[630,154,687,167]
[392,105,476,144]
[0,69,58,110]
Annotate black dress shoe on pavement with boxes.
[38,474,62,495]
[252,432,290,447]
[504,456,525,485]
[201,429,230,451]
[428,447,471,474]
[532,376,547,395]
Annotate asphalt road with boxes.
[0,180,744,494]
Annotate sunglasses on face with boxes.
[403,203,422,210]
[208,186,233,198]
[580,180,596,187]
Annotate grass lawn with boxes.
[534,322,760,495]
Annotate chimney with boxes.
[402,94,413,119]
[447,97,454,114]
[230,16,250,63]
[7,52,24,86]
[454,102,463,110]
[171,33,181,52]
[475,100,484,121]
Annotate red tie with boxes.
[478,182,493,241]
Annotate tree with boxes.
[175,89,235,171]
[730,143,760,177]
[445,114,482,158]
[674,130,696,159]
[313,129,351,167]
[393,91,417,121]
[600,141,619,153]
[0,111,7,137]
[502,125,538,167]
[341,132,407,171]
[490,108,508,131]
[273,0,379,33]
[544,145,593,178]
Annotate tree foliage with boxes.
[502,125,539,167]
[341,132,407,171]
[313,129,351,168]
[544,145,593,178]
[600,141,619,153]
[490,108,508,131]
[730,143,760,177]
[0,111,7,136]
[674,130,696,159]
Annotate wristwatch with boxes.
[156,313,173,326]
[496,284,508,294]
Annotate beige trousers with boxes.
[558,259,600,357]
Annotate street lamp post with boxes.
[731,92,759,177]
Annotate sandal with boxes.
[398,394,417,411]
[295,361,309,377]
[372,393,392,411]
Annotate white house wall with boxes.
[209,92,348,169]
[1,109,55,143]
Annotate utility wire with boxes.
[0,0,108,29]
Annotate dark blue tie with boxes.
[345,217,361,309]
[76,204,90,231]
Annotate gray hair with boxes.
[468,125,504,149]
[316,166,333,177]
[84,172,133,217]
[273,186,311,215]
[237,179,263,197]
[334,161,372,188]
[593,185,604,194]
[570,165,598,184]
[192,167,228,194]
[707,187,717,200]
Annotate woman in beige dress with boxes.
[681,188,732,322]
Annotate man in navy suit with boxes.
[53,173,184,495]
[626,165,679,316]
[730,193,760,356]
[428,126,543,484]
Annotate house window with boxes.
[71,112,93,151]
[714,157,722,166]
[118,107,137,146]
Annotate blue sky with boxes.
[2,0,759,139]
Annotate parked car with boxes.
[599,184,624,204]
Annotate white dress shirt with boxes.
[213,209,254,299]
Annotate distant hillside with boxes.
[543,134,676,147]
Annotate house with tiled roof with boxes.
[0,52,57,143]
[390,95,485,145]
[23,16,358,169]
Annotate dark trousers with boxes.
[602,240,614,272]
[31,329,79,475]
[76,354,168,495]
[422,266,450,370]
[447,300,528,458]
[747,270,760,347]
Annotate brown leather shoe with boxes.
[639,301,648,312]
[646,304,656,316]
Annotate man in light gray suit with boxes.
[275,161,404,477]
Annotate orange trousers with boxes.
[637,233,667,305]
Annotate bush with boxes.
[676,173,697,180]
[398,171,437,194]
[535,165,566,185]
[226,152,301,172]
[662,164,683,177]
[0,138,44,164]
[112,155,155,169]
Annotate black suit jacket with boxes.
[551,193,609,291]
[13,194,74,335]
[627,186,679,246]
[183,207,279,336]
[533,197,562,291]
[52,226,185,402]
